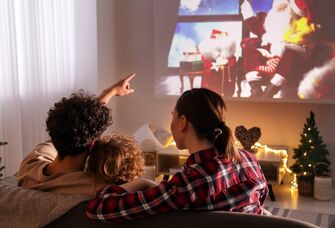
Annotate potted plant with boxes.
[314,162,332,200]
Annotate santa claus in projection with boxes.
[198,29,237,96]
[241,0,316,98]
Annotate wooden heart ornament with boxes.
[235,125,261,152]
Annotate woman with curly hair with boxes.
[86,134,145,185]
[16,73,137,196]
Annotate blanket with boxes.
[0,177,89,228]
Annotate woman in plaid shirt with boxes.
[86,88,269,222]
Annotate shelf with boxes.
[156,146,189,175]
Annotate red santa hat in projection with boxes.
[210,29,228,39]
[290,0,314,22]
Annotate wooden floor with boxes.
[264,183,335,215]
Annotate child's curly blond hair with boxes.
[86,134,144,185]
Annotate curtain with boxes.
[0,0,82,176]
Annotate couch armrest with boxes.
[0,182,88,228]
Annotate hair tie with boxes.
[213,128,223,140]
[212,121,225,140]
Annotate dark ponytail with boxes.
[175,88,238,160]
[212,122,236,160]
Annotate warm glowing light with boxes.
[304,133,307,136]
[165,136,175,147]
[304,152,307,156]
[308,128,311,131]
[309,140,312,143]
[311,146,314,149]
[304,172,307,175]
[235,141,300,192]
[243,142,290,171]
[291,174,298,192]
[308,164,312,167]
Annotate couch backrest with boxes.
[0,177,319,228]
[0,180,88,228]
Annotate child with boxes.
[86,134,145,185]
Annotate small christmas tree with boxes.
[0,141,7,178]
[290,111,330,187]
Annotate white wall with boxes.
[74,0,98,93]
[96,0,118,132]
[97,0,335,189]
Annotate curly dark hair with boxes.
[86,134,144,185]
[46,90,112,159]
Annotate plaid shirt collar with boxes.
[185,148,233,168]
[184,148,219,168]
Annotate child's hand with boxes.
[98,73,135,104]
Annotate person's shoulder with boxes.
[43,171,100,196]
[237,148,253,155]
[17,141,56,176]
[35,140,54,149]
[31,140,57,158]
[237,148,258,162]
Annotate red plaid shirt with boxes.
[86,148,268,222]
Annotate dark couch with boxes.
[47,201,319,228]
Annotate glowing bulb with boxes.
[308,128,311,131]
[304,152,307,156]
[304,172,307,175]
[308,164,312,167]
[311,146,314,149]
[291,174,298,192]
[309,140,312,143]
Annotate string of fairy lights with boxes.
[171,129,321,193]
[240,126,323,192]
[235,140,298,192]
[302,127,314,177]
[251,142,298,192]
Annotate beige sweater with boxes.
[16,141,106,197]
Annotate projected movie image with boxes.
[167,21,242,96]
[179,0,239,15]
[155,0,335,101]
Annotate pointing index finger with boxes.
[124,73,136,83]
